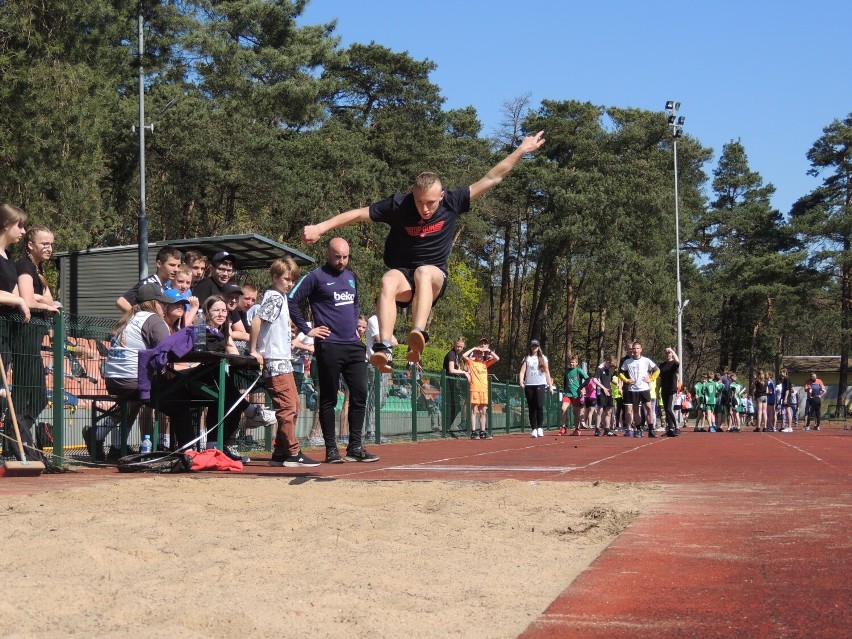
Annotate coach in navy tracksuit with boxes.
[288,238,378,463]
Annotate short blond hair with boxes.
[412,172,442,193]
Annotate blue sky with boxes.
[299,0,851,215]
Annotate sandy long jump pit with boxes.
[0,477,660,638]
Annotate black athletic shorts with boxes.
[626,389,652,405]
[392,266,448,309]
[596,394,613,408]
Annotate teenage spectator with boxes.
[183,249,208,287]
[115,246,182,312]
[592,357,616,436]
[560,355,587,436]
[288,238,378,463]
[168,264,200,326]
[0,205,34,460]
[443,337,469,433]
[195,295,250,461]
[693,373,708,432]
[249,257,319,468]
[97,283,194,461]
[301,132,546,372]
[753,370,768,432]
[728,372,746,432]
[706,372,723,432]
[766,372,777,432]
[804,372,826,431]
[657,347,680,437]
[15,225,61,451]
[192,251,236,305]
[221,282,250,346]
[463,338,499,439]
[619,341,660,438]
[610,359,625,432]
[519,339,553,438]
[778,368,794,432]
[239,283,258,328]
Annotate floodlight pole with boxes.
[666,101,685,383]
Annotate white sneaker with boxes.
[530,429,539,438]
[537,428,545,437]
[781,427,793,433]
[244,405,276,429]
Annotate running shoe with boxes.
[407,328,428,360]
[345,445,379,462]
[369,348,393,374]
[325,448,344,464]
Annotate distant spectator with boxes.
[192,251,236,305]
[804,372,826,431]
[183,249,208,287]
[115,246,182,312]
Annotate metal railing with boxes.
[0,312,562,465]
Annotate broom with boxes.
[0,352,45,476]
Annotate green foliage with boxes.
[0,2,843,385]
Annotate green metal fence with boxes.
[0,313,557,466]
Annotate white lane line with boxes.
[387,465,579,473]
[768,435,824,462]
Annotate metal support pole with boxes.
[137,4,148,280]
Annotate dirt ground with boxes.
[0,477,660,638]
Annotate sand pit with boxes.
[0,477,660,638]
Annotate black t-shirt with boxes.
[15,258,44,296]
[369,187,470,271]
[595,364,613,389]
[0,252,19,314]
[658,360,679,394]
[443,348,461,375]
[192,277,223,306]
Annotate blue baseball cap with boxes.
[164,287,191,309]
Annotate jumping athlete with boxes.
[300,131,546,372]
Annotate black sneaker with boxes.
[269,452,287,466]
[648,430,657,438]
[325,448,344,464]
[470,430,479,440]
[479,430,492,440]
[223,445,250,463]
[345,445,379,462]
[282,451,321,467]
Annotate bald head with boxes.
[326,237,350,273]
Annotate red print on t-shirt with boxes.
[405,219,445,238]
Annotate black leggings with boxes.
[315,341,367,449]
[524,385,546,429]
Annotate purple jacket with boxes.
[137,327,194,400]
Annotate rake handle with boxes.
[0,351,29,465]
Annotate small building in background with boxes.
[54,233,314,319]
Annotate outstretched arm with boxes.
[301,207,371,245]
[469,130,546,201]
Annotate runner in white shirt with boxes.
[619,341,660,438]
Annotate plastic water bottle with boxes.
[140,434,152,454]
[193,310,207,351]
